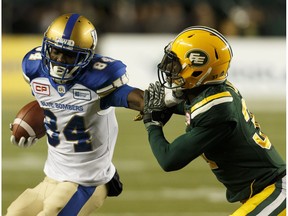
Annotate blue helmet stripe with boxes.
[62,14,80,39]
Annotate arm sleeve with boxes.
[147,122,235,172]
[100,84,135,109]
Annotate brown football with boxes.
[11,100,46,143]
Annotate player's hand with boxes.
[144,81,166,112]
[143,109,174,130]
[142,81,177,129]
[135,81,165,122]
[134,81,166,121]
[143,88,162,129]
[10,135,38,148]
[153,109,173,126]
[9,123,38,148]
[143,89,173,130]
[134,111,144,121]
[143,112,163,130]
[144,81,183,111]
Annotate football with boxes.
[11,100,46,143]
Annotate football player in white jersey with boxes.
[7,13,144,216]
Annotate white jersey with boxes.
[22,47,134,186]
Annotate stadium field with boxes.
[2,35,286,215]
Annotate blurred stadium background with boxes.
[2,0,286,215]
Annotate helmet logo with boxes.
[187,50,208,66]
[56,37,75,49]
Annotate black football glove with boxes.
[143,109,174,130]
[143,89,161,129]
[143,89,174,130]
[135,81,183,122]
[152,109,173,124]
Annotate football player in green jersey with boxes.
[142,26,286,215]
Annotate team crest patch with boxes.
[186,50,208,66]
[32,82,50,96]
[57,85,66,94]
[73,89,91,101]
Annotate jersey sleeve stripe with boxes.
[191,91,232,112]
[96,73,129,97]
[191,92,233,119]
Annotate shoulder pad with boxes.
[91,55,126,72]
[81,55,129,96]
[22,47,43,82]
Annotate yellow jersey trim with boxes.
[190,91,233,119]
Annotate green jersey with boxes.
[147,81,286,203]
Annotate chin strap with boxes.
[50,63,80,83]
[195,67,212,87]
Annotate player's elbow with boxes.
[162,166,175,172]
[159,161,178,172]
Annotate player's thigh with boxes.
[40,181,107,216]
[6,179,52,216]
[77,184,108,216]
[231,176,286,216]
[39,180,78,216]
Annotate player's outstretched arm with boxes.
[127,88,144,112]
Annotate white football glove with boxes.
[9,123,38,148]
[164,88,184,107]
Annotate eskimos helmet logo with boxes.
[186,50,208,66]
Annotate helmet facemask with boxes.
[42,37,93,84]
[157,45,184,89]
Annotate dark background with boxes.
[2,0,286,36]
